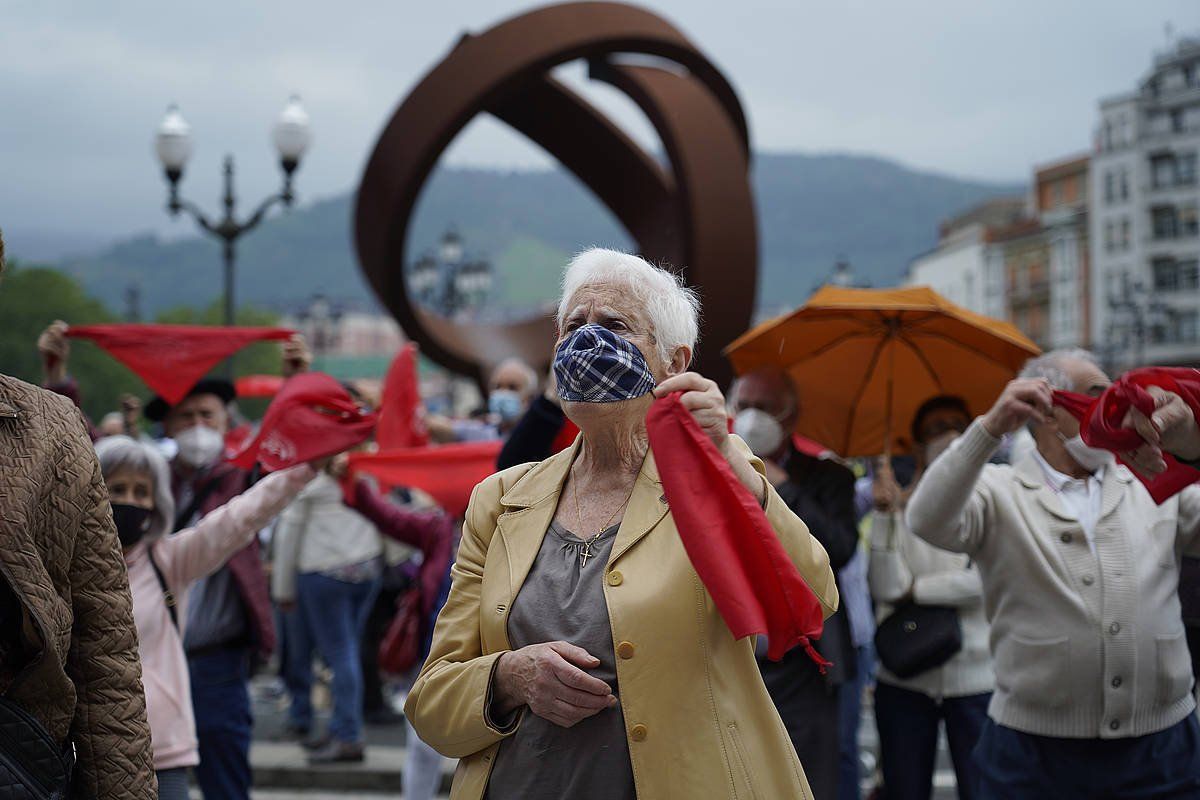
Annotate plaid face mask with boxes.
[554,323,657,403]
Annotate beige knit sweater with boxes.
[906,419,1200,739]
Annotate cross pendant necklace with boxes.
[571,465,636,569]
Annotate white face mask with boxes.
[174,424,226,469]
[1059,433,1113,474]
[733,408,788,458]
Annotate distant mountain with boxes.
[56,153,1023,318]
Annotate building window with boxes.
[1183,205,1199,237]
[1104,171,1115,202]
[1155,258,1180,292]
[1173,311,1199,343]
[1180,153,1198,186]
[1120,168,1130,199]
[1153,258,1200,293]
[1152,154,1175,188]
[1172,108,1185,134]
[1105,221,1115,251]
[1153,206,1180,239]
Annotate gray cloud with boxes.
[0,0,1192,246]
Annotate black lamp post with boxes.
[154,98,311,372]
[1105,275,1171,370]
[409,229,493,316]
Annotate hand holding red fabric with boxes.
[229,372,377,471]
[1053,367,1200,503]
[645,392,830,667]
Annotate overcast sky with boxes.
[1,1,1194,248]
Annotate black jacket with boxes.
[760,447,860,687]
[496,396,566,471]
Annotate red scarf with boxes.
[645,393,831,667]
[377,343,429,450]
[67,324,294,404]
[346,441,502,518]
[229,372,378,471]
[235,374,285,399]
[1053,367,1200,503]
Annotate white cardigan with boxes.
[907,420,1200,740]
[868,510,994,699]
[271,472,383,602]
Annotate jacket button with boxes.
[617,641,636,659]
[607,571,624,587]
[1060,533,1072,544]
[1111,676,1123,688]
[1109,622,1121,635]
[630,723,648,741]
[1082,575,1094,586]
[1110,719,1120,731]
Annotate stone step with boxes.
[250,741,454,795]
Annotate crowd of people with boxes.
[3,235,1200,800]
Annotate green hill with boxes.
[57,152,1022,317]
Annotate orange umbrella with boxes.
[724,286,1041,457]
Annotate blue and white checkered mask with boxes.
[553,324,657,403]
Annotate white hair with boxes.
[94,435,175,541]
[1018,348,1102,391]
[1018,348,1102,434]
[490,358,539,396]
[556,248,701,365]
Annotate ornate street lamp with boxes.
[408,228,492,317]
[154,97,311,370]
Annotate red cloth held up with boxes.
[235,374,285,399]
[229,372,378,471]
[377,343,429,450]
[645,392,831,668]
[67,324,294,404]
[1053,366,1200,503]
[346,441,503,518]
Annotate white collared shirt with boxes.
[1032,449,1105,555]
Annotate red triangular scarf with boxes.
[67,324,294,404]
[229,372,378,471]
[235,374,285,399]
[1053,366,1200,503]
[645,393,831,667]
[377,344,429,450]
[346,441,502,518]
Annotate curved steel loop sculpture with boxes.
[355,1,758,387]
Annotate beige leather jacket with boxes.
[405,435,838,799]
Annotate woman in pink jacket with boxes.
[93,435,316,800]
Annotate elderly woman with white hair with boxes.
[93,435,316,800]
[405,248,838,800]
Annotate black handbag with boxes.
[0,694,75,800]
[874,602,962,680]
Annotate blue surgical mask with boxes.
[488,389,524,421]
[553,323,656,403]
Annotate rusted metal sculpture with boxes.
[355,2,757,387]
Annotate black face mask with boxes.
[111,504,153,548]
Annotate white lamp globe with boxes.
[155,104,193,175]
[273,95,311,166]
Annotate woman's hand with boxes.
[654,372,767,504]
[38,320,70,384]
[654,372,728,450]
[492,641,616,728]
[872,458,902,512]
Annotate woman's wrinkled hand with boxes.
[493,641,616,728]
[653,372,728,451]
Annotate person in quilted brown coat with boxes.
[0,230,157,798]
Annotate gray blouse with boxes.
[484,520,635,800]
